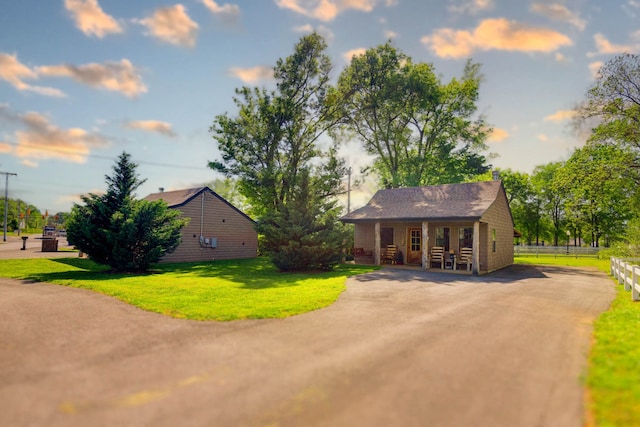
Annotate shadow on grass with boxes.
[17,257,379,290]
[159,257,379,289]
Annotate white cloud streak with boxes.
[125,120,177,137]
[137,4,199,48]
[0,105,109,166]
[228,66,274,84]
[0,53,66,97]
[64,0,123,38]
[37,59,147,98]
[421,18,572,58]
[530,3,586,31]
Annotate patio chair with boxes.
[458,247,473,271]
[429,246,445,269]
[383,245,398,264]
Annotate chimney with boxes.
[492,171,500,181]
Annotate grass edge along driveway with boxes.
[2,255,639,426]
[517,255,640,427]
[0,257,378,321]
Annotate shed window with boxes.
[459,227,473,249]
[436,227,450,252]
[381,227,394,248]
[492,229,496,252]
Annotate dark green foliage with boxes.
[66,152,188,272]
[259,171,349,271]
[209,33,348,271]
[333,44,491,188]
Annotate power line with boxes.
[1,141,212,171]
[1,171,18,242]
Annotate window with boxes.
[410,229,421,251]
[381,227,394,248]
[459,227,473,249]
[492,229,496,252]
[436,227,450,251]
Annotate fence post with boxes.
[633,266,640,301]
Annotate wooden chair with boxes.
[429,246,445,269]
[383,245,398,264]
[458,247,473,271]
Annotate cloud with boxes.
[448,0,494,14]
[537,134,549,142]
[342,48,367,62]
[37,59,147,98]
[384,29,398,39]
[64,0,123,38]
[275,0,377,22]
[588,61,604,79]
[293,24,334,41]
[0,53,65,97]
[530,3,586,31]
[587,33,634,57]
[544,109,577,122]
[125,120,176,137]
[201,0,241,24]
[137,4,198,48]
[228,66,274,84]
[421,18,572,58]
[487,127,509,142]
[0,105,109,165]
[0,142,11,153]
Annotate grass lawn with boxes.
[516,255,640,427]
[0,257,378,321]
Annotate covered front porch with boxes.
[352,221,484,274]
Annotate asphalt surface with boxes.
[0,252,615,427]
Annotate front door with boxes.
[407,228,422,264]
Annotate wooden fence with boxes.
[514,245,600,258]
[610,257,640,301]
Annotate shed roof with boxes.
[341,181,506,223]
[143,187,255,223]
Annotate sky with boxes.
[1,0,640,214]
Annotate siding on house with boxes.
[144,187,257,263]
[343,180,515,274]
[481,190,515,272]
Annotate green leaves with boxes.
[67,152,188,272]
[334,44,490,187]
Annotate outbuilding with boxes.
[340,180,514,274]
[144,187,257,263]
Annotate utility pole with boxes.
[347,167,352,214]
[1,171,18,242]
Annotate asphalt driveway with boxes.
[0,264,615,427]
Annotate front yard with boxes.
[0,257,378,321]
[1,254,637,425]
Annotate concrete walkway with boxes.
[0,262,615,427]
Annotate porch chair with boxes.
[383,245,398,264]
[429,246,445,269]
[458,247,473,271]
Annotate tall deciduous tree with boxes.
[67,152,187,272]
[558,144,634,247]
[580,54,640,160]
[333,43,491,188]
[209,33,348,270]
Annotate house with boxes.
[340,180,514,275]
[144,187,258,263]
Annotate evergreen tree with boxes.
[67,152,187,272]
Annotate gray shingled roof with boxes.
[143,187,255,223]
[341,181,504,223]
[144,187,206,208]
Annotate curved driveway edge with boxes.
[0,264,615,427]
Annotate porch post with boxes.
[472,221,480,275]
[374,222,381,266]
[422,221,429,270]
